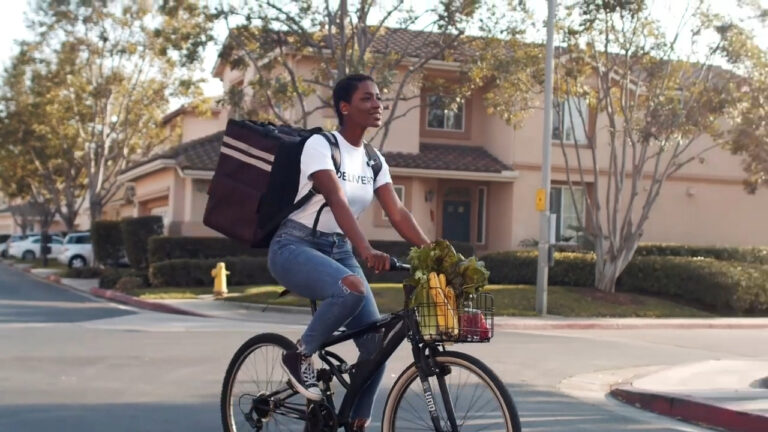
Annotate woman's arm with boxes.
[375,183,431,247]
[310,169,390,271]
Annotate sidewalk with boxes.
[610,360,768,432]
[21,268,768,431]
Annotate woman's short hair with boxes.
[333,74,374,126]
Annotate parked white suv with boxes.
[8,235,64,260]
[58,232,93,268]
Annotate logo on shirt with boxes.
[337,171,374,185]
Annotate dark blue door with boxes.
[442,200,471,242]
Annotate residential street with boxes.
[2,263,767,431]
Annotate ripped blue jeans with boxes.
[267,219,384,421]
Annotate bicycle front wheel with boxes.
[382,351,521,432]
[221,333,307,432]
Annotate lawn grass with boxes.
[131,283,714,318]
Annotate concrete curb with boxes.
[610,385,768,432]
[88,287,212,318]
[494,319,768,330]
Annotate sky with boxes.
[0,1,765,101]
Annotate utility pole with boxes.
[536,0,557,315]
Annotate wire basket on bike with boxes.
[414,290,494,343]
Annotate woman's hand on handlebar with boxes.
[361,247,390,273]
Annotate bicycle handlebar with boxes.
[389,256,411,272]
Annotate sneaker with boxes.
[281,351,323,400]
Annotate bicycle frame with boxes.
[292,302,454,431]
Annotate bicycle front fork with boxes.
[412,343,460,432]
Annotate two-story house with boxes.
[109,29,768,253]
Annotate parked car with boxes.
[8,235,64,260]
[58,232,93,268]
[2,233,33,259]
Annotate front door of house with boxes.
[442,200,471,242]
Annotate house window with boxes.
[550,186,585,243]
[426,95,464,131]
[552,98,588,144]
[382,185,406,219]
[476,186,487,244]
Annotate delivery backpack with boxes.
[203,119,382,247]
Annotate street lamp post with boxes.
[536,0,557,315]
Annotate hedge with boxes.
[149,256,276,287]
[100,268,150,289]
[147,241,475,287]
[121,216,164,270]
[148,237,473,264]
[634,244,768,265]
[62,267,104,279]
[91,221,124,266]
[148,236,267,264]
[617,256,768,314]
[481,251,595,287]
[481,250,768,314]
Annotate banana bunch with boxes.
[427,272,459,337]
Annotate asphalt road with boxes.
[3,263,766,431]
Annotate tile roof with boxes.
[122,131,224,174]
[383,143,512,173]
[123,133,512,176]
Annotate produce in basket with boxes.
[405,240,490,339]
[405,239,490,305]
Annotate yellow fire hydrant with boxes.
[211,262,229,297]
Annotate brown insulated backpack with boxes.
[203,119,381,247]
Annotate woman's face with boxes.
[341,80,383,128]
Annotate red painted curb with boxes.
[89,287,211,318]
[610,386,768,432]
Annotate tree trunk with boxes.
[595,258,620,293]
[89,199,102,224]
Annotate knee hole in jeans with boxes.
[341,275,365,295]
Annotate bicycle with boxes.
[220,258,522,431]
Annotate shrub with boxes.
[121,216,164,270]
[62,267,103,279]
[148,236,267,264]
[618,256,768,314]
[115,276,146,291]
[481,250,595,287]
[91,221,123,266]
[635,244,768,265]
[100,268,150,289]
[149,256,276,287]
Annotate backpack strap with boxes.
[311,132,341,236]
[363,142,382,182]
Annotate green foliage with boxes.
[406,239,489,303]
[618,257,768,314]
[121,216,164,270]
[635,244,768,265]
[148,236,267,264]
[62,267,103,279]
[0,1,210,225]
[482,249,768,314]
[482,250,595,286]
[149,257,276,287]
[91,221,124,266]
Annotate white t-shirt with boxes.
[288,131,392,233]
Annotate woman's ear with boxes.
[340,101,350,115]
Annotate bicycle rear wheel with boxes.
[221,333,307,432]
[382,351,521,432]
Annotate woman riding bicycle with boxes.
[267,73,431,431]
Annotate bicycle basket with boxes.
[414,290,494,343]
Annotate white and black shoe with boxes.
[281,351,323,401]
